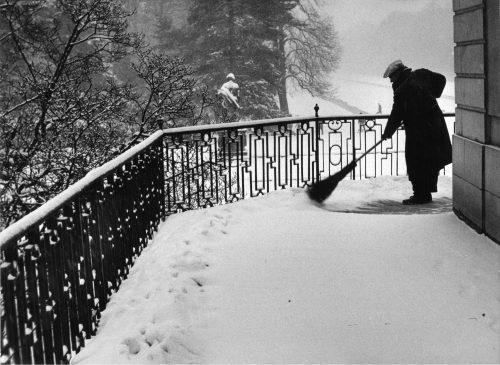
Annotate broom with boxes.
[306,138,385,204]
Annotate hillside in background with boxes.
[289,73,455,117]
[335,1,454,78]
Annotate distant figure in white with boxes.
[358,112,366,132]
[218,73,240,109]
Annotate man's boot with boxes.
[402,192,432,205]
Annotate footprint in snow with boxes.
[144,326,163,346]
[122,337,141,355]
[191,277,204,287]
[172,259,209,272]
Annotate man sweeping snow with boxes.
[218,73,240,109]
[381,60,452,205]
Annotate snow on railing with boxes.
[0,131,165,364]
[0,131,164,250]
[0,112,455,364]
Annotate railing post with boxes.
[351,118,356,179]
[158,138,166,220]
[314,104,320,183]
[1,245,21,365]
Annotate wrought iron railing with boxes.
[0,112,454,364]
[163,113,454,214]
[0,131,165,364]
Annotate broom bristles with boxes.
[306,161,357,203]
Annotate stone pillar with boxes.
[453,0,500,243]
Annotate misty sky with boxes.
[322,0,454,77]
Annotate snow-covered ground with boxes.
[72,176,499,364]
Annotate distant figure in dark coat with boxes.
[381,60,452,205]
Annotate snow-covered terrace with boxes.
[72,176,500,364]
[1,114,498,364]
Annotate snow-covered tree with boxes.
[277,0,341,114]
[125,48,214,146]
[161,0,341,117]
[165,0,283,120]
[0,0,204,228]
[0,0,139,226]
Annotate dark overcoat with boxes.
[383,68,452,186]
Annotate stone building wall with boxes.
[453,0,500,243]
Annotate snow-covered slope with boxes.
[288,72,455,117]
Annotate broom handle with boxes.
[353,138,385,164]
[353,121,403,164]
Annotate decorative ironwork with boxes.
[1,112,454,364]
[0,133,164,364]
[163,113,454,214]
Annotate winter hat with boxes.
[383,60,405,78]
[226,73,235,80]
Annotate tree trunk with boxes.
[277,30,289,115]
[278,78,289,116]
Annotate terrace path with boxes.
[72,179,499,364]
